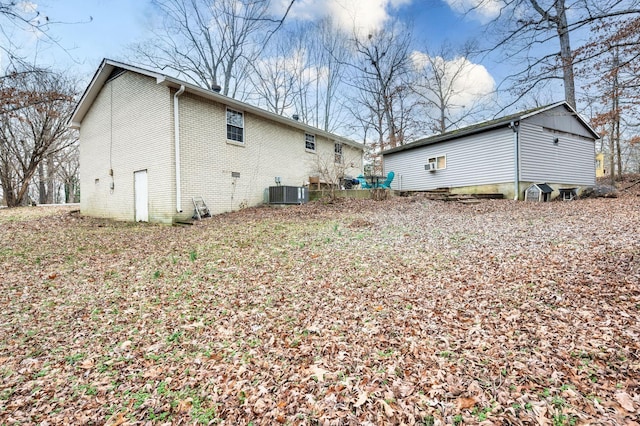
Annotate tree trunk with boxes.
[609,124,616,185]
[616,116,622,178]
[612,47,621,182]
[555,0,576,108]
[64,181,70,203]
[0,173,16,207]
[38,161,47,204]
[65,177,79,203]
[385,107,398,148]
[377,114,385,174]
[46,154,55,203]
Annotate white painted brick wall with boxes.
[176,93,362,220]
[80,71,363,223]
[80,71,174,222]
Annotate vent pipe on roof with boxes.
[292,114,299,121]
[174,85,186,213]
[212,84,221,93]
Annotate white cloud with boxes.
[411,51,495,112]
[17,1,39,14]
[273,0,412,32]
[442,0,503,23]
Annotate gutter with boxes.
[510,120,520,200]
[174,85,185,213]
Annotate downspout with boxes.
[174,85,185,213]
[510,120,520,200]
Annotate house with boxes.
[70,59,363,223]
[595,152,605,177]
[381,102,599,200]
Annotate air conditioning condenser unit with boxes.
[269,186,309,204]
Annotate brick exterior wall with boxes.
[177,92,362,220]
[80,70,363,223]
[80,71,174,223]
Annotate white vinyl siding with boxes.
[519,122,595,185]
[383,128,514,191]
[525,107,595,139]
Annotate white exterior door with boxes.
[134,170,148,222]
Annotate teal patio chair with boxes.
[357,175,372,189]
[378,171,395,189]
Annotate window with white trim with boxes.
[226,108,244,143]
[305,133,316,152]
[428,155,446,170]
[334,142,343,163]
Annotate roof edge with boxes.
[522,101,600,140]
[69,59,363,149]
[382,101,599,156]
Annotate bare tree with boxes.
[55,142,80,203]
[0,3,85,206]
[0,68,77,207]
[1,1,91,76]
[247,23,317,117]
[131,0,294,98]
[248,37,299,115]
[349,25,415,152]
[411,42,495,134]
[582,14,640,181]
[1,1,49,71]
[250,18,351,133]
[309,19,350,132]
[33,137,79,204]
[312,149,361,200]
[473,0,640,109]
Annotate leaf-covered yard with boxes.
[1,191,639,425]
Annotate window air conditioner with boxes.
[425,163,437,171]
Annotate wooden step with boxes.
[402,190,504,201]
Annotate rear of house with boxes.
[71,60,363,223]
[517,107,596,196]
[382,102,598,200]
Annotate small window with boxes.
[226,108,244,143]
[334,142,343,163]
[428,155,446,170]
[305,133,316,152]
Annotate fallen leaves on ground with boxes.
[0,188,639,425]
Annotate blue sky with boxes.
[24,0,152,73]
[6,0,494,80]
